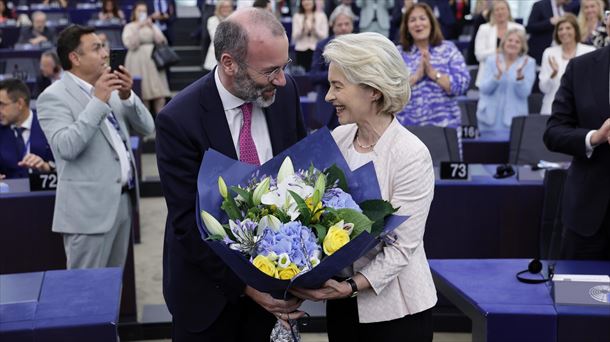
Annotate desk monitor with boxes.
[407,125,461,166]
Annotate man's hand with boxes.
[114,66,133,100]
[291,279,352,302]
[244,286,305,329]
[591,118,610,146]
[94,67,122,103]
[18,153,51,172]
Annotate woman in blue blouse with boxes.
[476,29,536,132]
[396,3,470,128]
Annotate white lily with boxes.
[261,174,313,221]
[258,215,282,235]
[218,176,228,199]
[277,157,294,184]
[252,176,270,206]
[200,210,226,237]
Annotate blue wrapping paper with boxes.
[196,128,408,296]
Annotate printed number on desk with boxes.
[460,125,479,139]
[29,172,58,191]
[440,162,469,180]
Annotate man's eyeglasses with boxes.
[241,58,292,82]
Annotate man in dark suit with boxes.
[526,0,578,64]
[35,49,63,98]
[156,8,307,341]
[17,11,56,47]
[0,78,54,179]
[147,0,176,45]
[543,45,610,260]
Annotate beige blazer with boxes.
[332,119,437,323]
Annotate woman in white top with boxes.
[474,0,524,86]
[203,0,233,71]
[291,0,328,71]
[539,14,595,114]
[577,0,607,48]
[292,32,437,342]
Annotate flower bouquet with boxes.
[196,128,408,297]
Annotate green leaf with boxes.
[220,195,242,220]
[359,200,399,236]
[313,224,328,245]
[288,190,311,225]
[205,233,226,241]
[333,208,373,238]
[324,164,349,192]
[231,186,253,207]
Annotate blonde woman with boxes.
[474,0,524,86]
[578,0,607,48]
[477,29,536,131]
[539,14,595,114]
[292,32,437,342]
[203,0,233,71]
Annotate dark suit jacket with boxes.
[310,36,338,129]
[17,26,56,45]
[155,70,307,332]
[0,111,54,179]
[526,0,578,64]
[543,45,610,237]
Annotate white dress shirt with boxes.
[214,68,273,163]
[12,110,33,154]
[65,72,133,186]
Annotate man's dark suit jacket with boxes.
[155,70,307,332]
[310,35,338,129]
[0,111,54,178]
[17,26,56,45]
[544,45,610,237]
[526,0,579,64]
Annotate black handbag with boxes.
[152,43,180,70]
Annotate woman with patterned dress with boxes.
[396,3,470,129]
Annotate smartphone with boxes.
[109,48,127,72]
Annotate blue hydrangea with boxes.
[256,221,320,269]
[322,188,362,212]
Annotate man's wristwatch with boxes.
[345,277,358,298]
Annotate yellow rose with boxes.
[278,263,301,280]
[305,197,323,223]
[253,255,278,278]
[323,225,350,256]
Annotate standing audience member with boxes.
[539,14,594,115]
[0,79,54,179]
[474,0,524,86]
[36,25,155,269]
[397,3,470,128]
[292,0,328,71]
[543,44,610,260]
[356,0,393,38]
[97,0,125,23]
[252,0,272,12]
[476,29,535,131]
[310,4,354,129]
[466,0,490,65]
[526,0,578,64]
[122,1,171,115]
[41,0,68,8]
[203,0,233,72]
[199,0,218,69]
[147,0,176,45]
[36,49,63,97]
[155,8,307,341]
[449,0,470,39]
[18,11,56,46]
[390,0,415,43]
[578,0,607,47]
[292,32,437,342]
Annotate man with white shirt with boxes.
[0,78,54,179]
[37,25,155,269]
[544,44,610,260]
[155,7,307,341]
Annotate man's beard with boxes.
[233,67,276,108]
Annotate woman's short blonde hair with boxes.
[499,28,529,56]
[322,32,411,116]
[489,0,513,25]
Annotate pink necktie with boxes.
[238,102,260,165]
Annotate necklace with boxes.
[355,131,377,149]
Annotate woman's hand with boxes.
[290,279,352,301]
[495,54,503,79]
[516,57,528,81]
[549,56,559,78]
